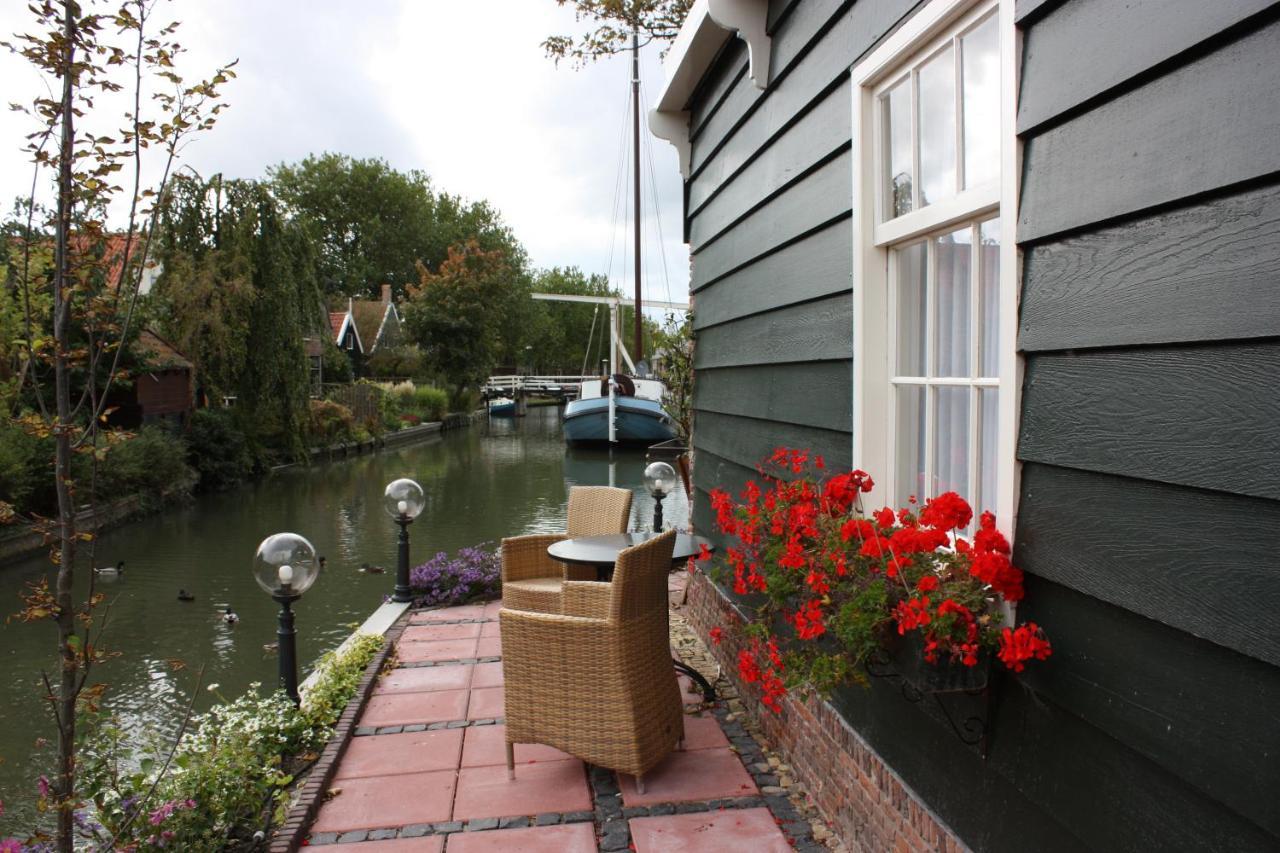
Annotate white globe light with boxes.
[385,478,425,520]
[253,532,320,596]
[644,461,678,498]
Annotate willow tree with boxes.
[2,2,233,848]
[152,173,321,461]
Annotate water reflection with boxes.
[0,406,687,828]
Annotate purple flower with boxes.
[36,776,49,799]
[408,543,500,608]
[0,839,24,853]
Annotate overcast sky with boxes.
[0,0,690,303]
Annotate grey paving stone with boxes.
[600,819,630,852]
[336,830,368,843]
[622,806,650,819]
[499,816,530,829]
[534,812,561,826]
[466,817,500,831]
[367,828,398,840]
[433,821,464,833]
[755,773,779,786]
[563,811,594,823]
[400,824,432,837]
[403,723,426,733]
[676,802,708,814]
[308,833,339,845]
[648,803,675,816]
[446,720,468,728]
[354,727,377,737]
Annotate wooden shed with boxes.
[650,0,1280,850]
[108,330,194,429]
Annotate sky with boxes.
[0,0,691,305]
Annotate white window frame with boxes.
[851,0,1022,537]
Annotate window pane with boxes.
[895,242,927,376]
[883,80,913,218]
[978,388,998,516]
[934,227,971,378]
[934,386,969,501]
[962,14,1000,189]
[918,46,956,207]
[979,218,1001,377]
[896,386,926,504]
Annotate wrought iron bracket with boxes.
[865,650,998,759]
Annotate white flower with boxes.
[206,683,220,692]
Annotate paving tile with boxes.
[680,713,731,751]
[327,838,444,852]
[460,723,575,768]
[443,822,596,852]
[311,770,455,832]
[479,621,501,638]
[398,638,479,664]
[452,759,591,820]
[337,729,464,779]
[630,807,791,853]
[475,637,502,658]
[469,662,504,689]
[482,600,504,619]
[361,690,469,728]
[402,623,482,642]
[466,686,504,720]
[377,664,473,694]
[411,604,487,623]
[619,747,757,807]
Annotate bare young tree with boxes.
[3,2,233,847]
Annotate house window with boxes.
[852,0,1018,531]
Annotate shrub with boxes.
[0,417,50,514]
[410,386,448,422]
[96,426,198,507]
[307,398,356,445]
[77,634,383,851]
[409,543,501,608]
[321,339,353,384]
[186,408,254,491]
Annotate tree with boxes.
[2,3,232,847]
[269,153,524,300]
[543,0,692,65]
[403,240,520,399]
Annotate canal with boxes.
[0,405,688,830]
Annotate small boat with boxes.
[487,397,517,417]
[563,375,677,445]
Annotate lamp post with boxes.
[644,461,678,532]
[253,532,321,704]
[385,478,426,602]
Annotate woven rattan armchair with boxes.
[501,529,683,792]
[500,486,633,613]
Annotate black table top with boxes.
[547,532,714,568]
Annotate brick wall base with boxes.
[685,572,970,853]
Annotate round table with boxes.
[547,532,713,580]
[546,531,718,701]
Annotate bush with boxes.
[0,417,50,514]
[186,408,254,491]
[321,339,353,384]
[307,398,356,445]
[77,634,383,851]
[96,426,198,507]
[409,543,501,608]
[410,386,448,422]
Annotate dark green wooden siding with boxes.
[681,0,1280,850]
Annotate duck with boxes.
[222,607,239,624]
[177,589,196,602]
[359,562,386,574]
[262,642,278,654]
[93,561,125,578]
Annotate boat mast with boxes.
[631,25,644,364]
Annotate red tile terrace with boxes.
[287,576,827,852]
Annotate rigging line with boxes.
[639,77,675,310]
[602,61,632,290]
[580,303,600,378]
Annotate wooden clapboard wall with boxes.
[684,0,1280,849]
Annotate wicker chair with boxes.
[501,486,633,613]
[501,529,683,792]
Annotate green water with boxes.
[0,406,687,831]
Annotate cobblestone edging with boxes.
[269,618,408,853]
[682,571,969,853]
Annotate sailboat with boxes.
[544,30,684,446]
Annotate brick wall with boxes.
[684,572,969,853]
